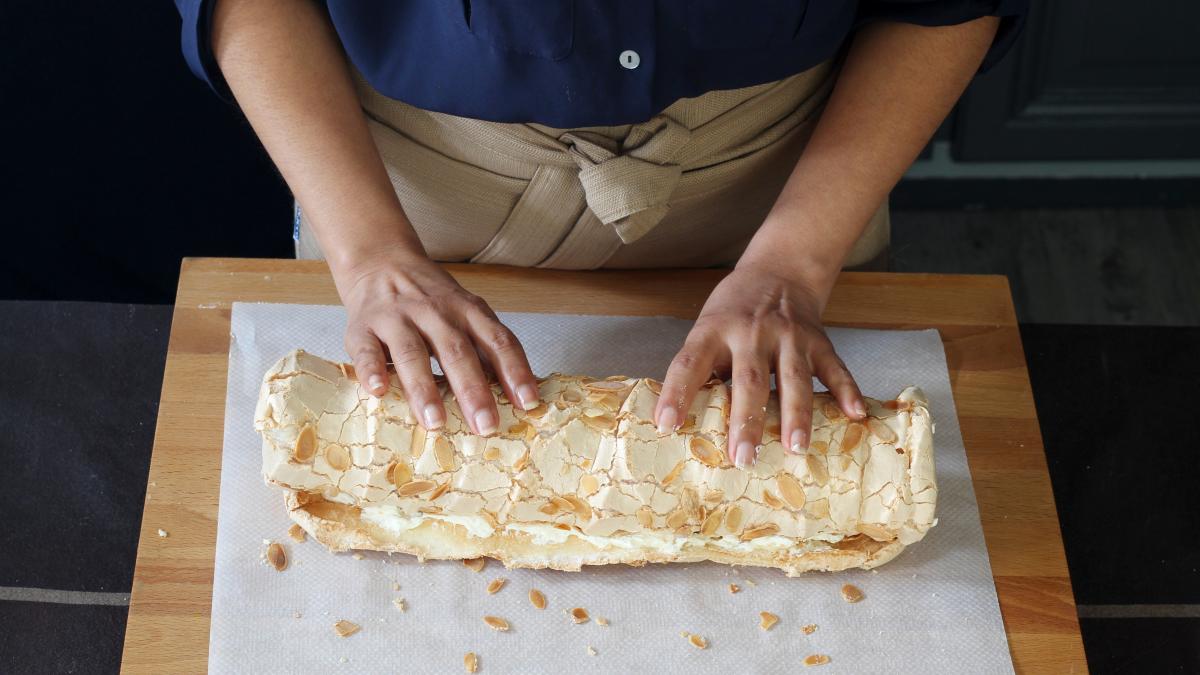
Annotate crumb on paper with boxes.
[586,645,597,656]
[393,598,407,612]
[391,582,401,591]
[293,611,303,619]
[352,552,365,560]
[157,529,168,538]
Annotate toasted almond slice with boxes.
[646,379,663,395]
[841,584,864,603]
[562,494,592,520]
[700,507,724,536]
[581,413,617,432]
[819,400,843,421]
[866,417,898,443]
[585,380,629,392]
[724,505,744,533]
[569,607,589,624]
[325,444,350,471]
[806,455,829,486]
[287,523,306,543]
[882,399,911,411]
[703,489,724,504]
[579,474,600,496]
[321,484,340,501]
[463,652,478,673]
[528,588,546,610]
[810,440,828,455]
[740,523,780,541]
[433,435,455,472]
[840,422,866,453]
[777,472,807,510]
[689,437,723,467]
[397,479,437,497]
[293,425,317,462]
[482,446,501,461]
[661,459,686,486]
[550,496,574,513]
[665,509,687,530]
[513,450,531,472]
[333,620,360,637]
[428,481,450,501]
[506,421,529,438]
[761,490,783,509]
[463,558,486,573]
[537,502,559,516]
[728,583,740,594]
[486,578,507,594]
[803,654,831,666]
[759,611,779,630]
[266,542,287,571]
[801,623,818,635]
[579,457,592,470]
[483,615,510,631]
[391,461,413,487]
[806,498,830,519]
[687,633,708,649]
[522,402,549,418]
[636,506,654,529]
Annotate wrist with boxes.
[737,218,842,302]
[327,234,429,295]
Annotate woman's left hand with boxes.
[654,265,866,467]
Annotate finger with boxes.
[464,310,539,412]
[344,324,391,397]
[727,347,772,468]
[420,318,498,436]
[655,332,718,436]
[776,335,814,454]
[811,340,866,419]
[377,320,445,431]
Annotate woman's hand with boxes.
[336,246,540,434]
[654,266,866,468]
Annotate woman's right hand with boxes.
[335,245,540,435]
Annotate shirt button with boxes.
[619,50,640,70]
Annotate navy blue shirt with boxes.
[176,0,1026,127]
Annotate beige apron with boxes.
[296,61,889,270]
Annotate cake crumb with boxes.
[157,529,168,538]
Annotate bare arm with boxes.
[657,17,999,466]
[212,0,539,434]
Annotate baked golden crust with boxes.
[255,350,936,575]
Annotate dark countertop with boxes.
[0,301,1195,674]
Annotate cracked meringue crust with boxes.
[255,350,937,576]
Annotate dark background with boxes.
[2,1,1198,304]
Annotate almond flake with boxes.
[463,652,478,673]
[325,444,350,471]
[700,508,724,535]
[661,459,687,486]
[462,558,487,573]
[486,578,507,594]
[636,506,654,529]
[391,461,413,486]
[882,399,911,411]
[777,472,807,510]
[728,583,740,594]
[483,615,510,631]
[538,502,559,516]
[803,654,831,666]
[687,633,708,649]
[293,425,317,462]
[841,584,864,603]
[665,509,687,530]
[513,450,531,472]
[689,437,724,467]
[724,505,744,533]
[266,542,287,571]
[809,440,829,454]
[762,490,784,509]
[287,523,306,543]
[428,481,451,501]
[569,607,589,624]
[703,489,724,504]
[806,455,829,486]
[840,422,865,453]
[482,446,501,461]
[646,379,663,395]
[579,474,600,496]
[434,435,456,472]
[759,611,779,630]
[740,523,780,541]
[581,414,617,432]
[333,620,360,637]
[801,623,818,635]
[866,417,898,443]
[397,479,437,497]
[585,380,628,392]
[528,588,546,610]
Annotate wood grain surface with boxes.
[120,258,1087,673]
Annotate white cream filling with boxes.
[361,505,844,554]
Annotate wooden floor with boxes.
[890,207,1200,326]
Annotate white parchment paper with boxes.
[209,302,1014,674]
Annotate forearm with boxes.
[211,0,424,287]
[740,16,1000,304]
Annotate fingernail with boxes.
[854,400,867,417]
[789,430,808,453]
[734,441,756,469]
[369,375,385,393]
[473,409,497,436]
[422,404,444,430]
[516,384,539,411]
[657,407,678,435]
